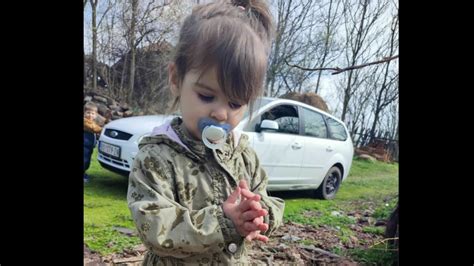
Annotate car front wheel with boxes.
[315,166,342,200]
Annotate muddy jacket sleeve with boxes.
[127,145,238,258]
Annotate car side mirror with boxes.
[257,119,279,132]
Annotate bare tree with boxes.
[333,67,372,145]
[368,10,398,137]
[347,69,375,134]
[96,0,118,94]
[128,0,138,104]
[339,0,389,122]
[266,0,320,97]
[314,0,343,94]
[344,30,396,136]
[282,0,397,135]
[120,0,185,105]
[267,0,349,97]
[90,0,98,91]
[85,0,190,111]
[378,100,398,140]
[87,0,114,90]
[285,54,398,74]
[84,0,89,86]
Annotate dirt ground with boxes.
[84,219,391,265]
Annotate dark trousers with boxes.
[84,131,96,173]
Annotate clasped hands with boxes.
[223,180,269,243]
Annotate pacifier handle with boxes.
[198,118,231,150]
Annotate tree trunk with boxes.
[91,0,98,91]
[315,0,335,94]
[370,13,398,137]
[128,0,138,104]
[84,0,88,87]
[341,69,353,122]
[120,54,128,101]
[370,107,381,138]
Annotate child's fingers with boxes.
[238,198,262,212]
[238,199,251,211]
[238,199,264,213]
[239,179,249,190]
[244,221,268,233]
[247,199,263,211]
[253,216,263,225]
[245,230,259,242]
[241,210,260,221]
[245,231,269,243]
[243,221,259,232]
[256,222,269,232]
[251,216,269,232]
[253,233,269,243]
[226,186,241,204]
[241,209,267,221]
[239,179,261,201]
[240,188,260,201]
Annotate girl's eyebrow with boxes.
[195,82,216,92]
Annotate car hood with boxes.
[105,115,175,135]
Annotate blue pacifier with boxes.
[198,118,231,150]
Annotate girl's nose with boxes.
[210,104,228,122]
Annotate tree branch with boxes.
[285,55,399,75]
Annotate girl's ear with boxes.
[168,63,180,96]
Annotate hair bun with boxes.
[230,0,274,47]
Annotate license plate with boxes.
[99,141,121,158]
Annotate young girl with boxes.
[127,0,285,264]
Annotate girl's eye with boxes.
[229,102,242,110]
[198,94,214,103]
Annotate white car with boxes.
[98,97,354,199]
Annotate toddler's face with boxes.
[171,66,247,141]
[84,109,97,121]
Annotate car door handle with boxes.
[326,146,333,152]
[292,142,302,149]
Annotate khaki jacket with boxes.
[128,118,285,265]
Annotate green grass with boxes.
[280,158,398,264]
[372,196,398,220]
[337,159,398,201]
[84,148,141,255]
[343,244,398,265]
[331,243,397,265]
[85,152,398,264]
[362,226,385,235]
[283,159,398,223]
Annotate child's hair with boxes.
[169,0,275,116]
[84,101,98,113]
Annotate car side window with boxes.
[326,117,347,141]
[302,108,327,138]
[261,105,300,135]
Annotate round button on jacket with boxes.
[228,243,237,253]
